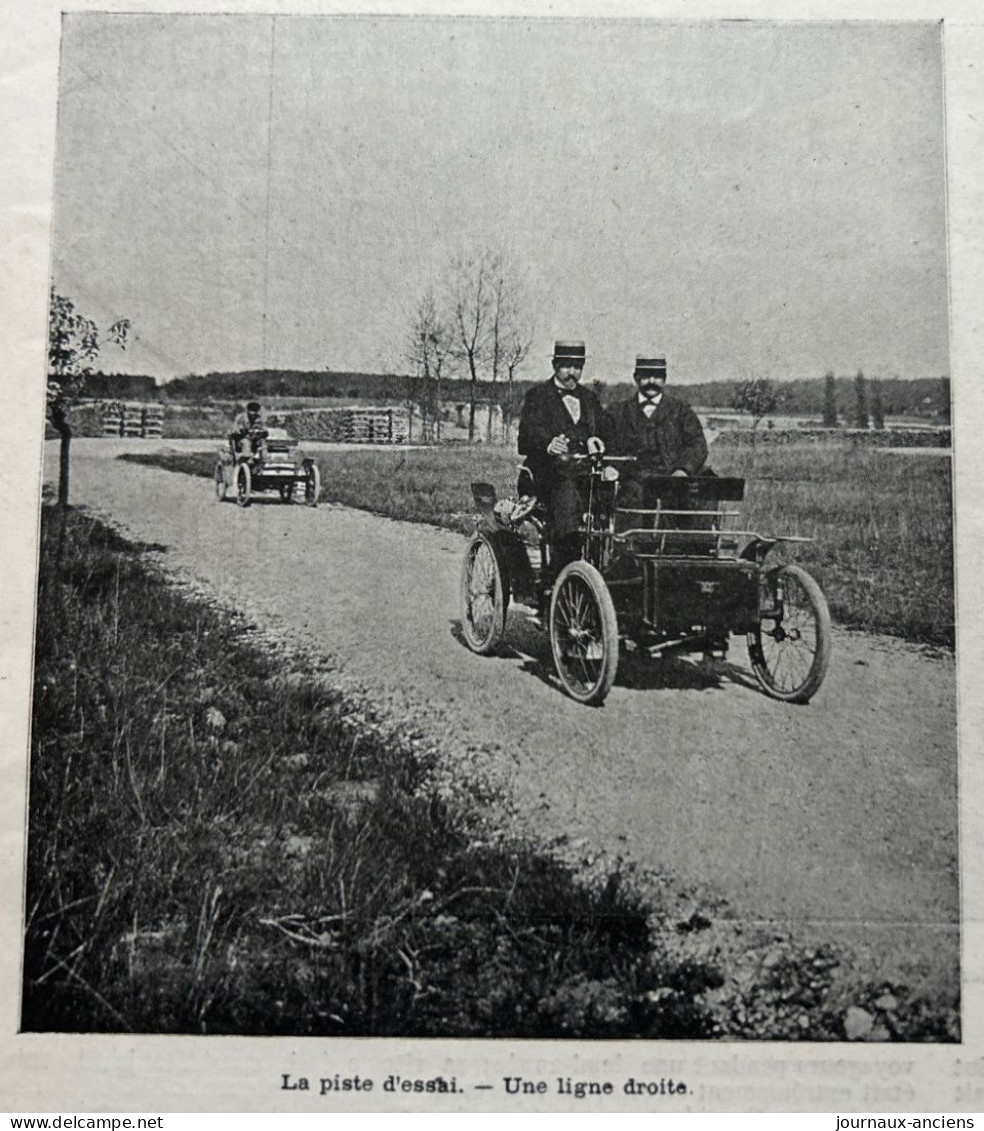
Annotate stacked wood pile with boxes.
[122,404,143,437]
[141,404,164,438]
[282,407,410,444]
[101,403,123,437]
[99,401,166,438]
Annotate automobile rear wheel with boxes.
[549,560,619,706]
[748,563,831,703]
[236,463,251,507]
[460,534,509,655]
[214,461,227,502]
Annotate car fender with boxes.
[485,526,537,604]
[740,536,777,566]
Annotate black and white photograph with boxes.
[2,0,981,1114]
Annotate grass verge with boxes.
[24,505,957,1039]
[121,440,954,648]
[24,505,717,1036]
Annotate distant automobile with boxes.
[215,427,321,507]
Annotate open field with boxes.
[122,438,954,648]
[713,442,954,648]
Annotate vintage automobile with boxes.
[214,426,321,507]
[460,443,831,706]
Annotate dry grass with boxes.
[711,442,954,647]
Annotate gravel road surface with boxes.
[47,440,960,999]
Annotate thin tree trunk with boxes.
[487,363,497,443]
[59,433,71,508]
[436,370,442,442]
[468,359,477,442]
[51,408,72,509]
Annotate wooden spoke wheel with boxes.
[304,462,321,507]
[549,560,619,706]
[460,534,509,655]
[748,564,831,703]
[235,462,251,507]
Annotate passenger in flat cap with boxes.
[517,340,614,574]
[609,356,710,525]
[609,357,707,475]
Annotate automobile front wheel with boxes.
[236,463,251,507]
[549,560,619,706]
[304,462,321,507]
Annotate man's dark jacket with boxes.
[609,391,708,475]
[517,379,614,495]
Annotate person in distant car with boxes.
[230,401,268,456]
[517,340,614,576]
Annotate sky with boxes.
[51,15,949,385]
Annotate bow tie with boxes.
[639,392,661,419]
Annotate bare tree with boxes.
[502,318,535,442]
[415,248,537,444]
[47,287,131,507]
[406,288,452,442]
[446,249,496,442]
[488,257,536,443]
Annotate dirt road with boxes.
[48,440,960,997]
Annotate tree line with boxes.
[164,368,529,411]
[688,372,950,423]
[162,367,950,426]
